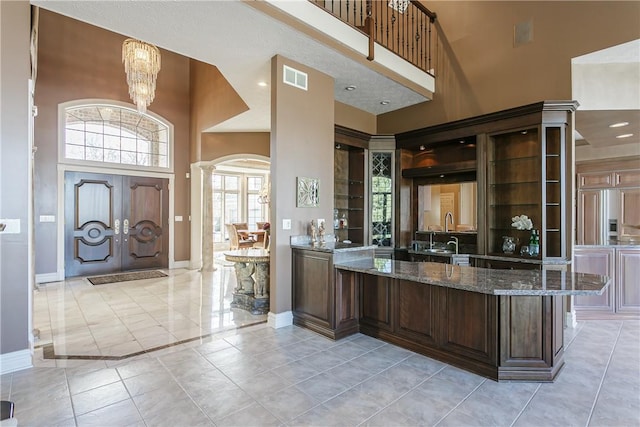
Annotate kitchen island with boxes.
[333,257,609,381]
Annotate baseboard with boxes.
[35,272,63,284]
[268,311,293,329]
[566,311,577,328]
[0,349,32,375]
[172,260,190,269]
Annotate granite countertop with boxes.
[335,258,610,296]
[575,243,640,249]
[407,250,570,265]
[290,242,378,253]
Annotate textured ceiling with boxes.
[33,0,430,132]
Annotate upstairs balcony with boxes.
[262,0,437,104]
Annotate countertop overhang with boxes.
[335,258,610,296]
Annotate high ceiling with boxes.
[32,0,430,132]
[33,1,639,150]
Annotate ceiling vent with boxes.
[283,65,308,91]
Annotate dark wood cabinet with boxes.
[474,258,541,270]
[357,272,562,381]
[334,126,369,244]
[291,248,359,339]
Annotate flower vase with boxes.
[502,236,516,254]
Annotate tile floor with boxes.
[3,262,639,426]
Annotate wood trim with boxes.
[335,125,371,149]
[576,156,640,174]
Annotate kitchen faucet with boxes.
[447,236,459,254]
[445,211,454,232]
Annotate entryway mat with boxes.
[87,270,167,285]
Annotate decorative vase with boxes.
[502,236,516,254]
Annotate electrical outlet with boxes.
[317,218,325,228]
[282,219,291,230]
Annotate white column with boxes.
[200,164,216,272]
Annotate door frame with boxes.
[57,163,176,279]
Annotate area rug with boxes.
[87,270,167,285]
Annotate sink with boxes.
[424,248,453,254]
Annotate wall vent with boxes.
[283,65,308,91]
[514,19,533,47]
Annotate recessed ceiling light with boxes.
[258,81,268,87]
[609,122,629,128]
[419,145,425,151]
[345,85,356,91]
[380,100,390,105]
[616,133,634,139]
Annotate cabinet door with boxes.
[573,248,615,314]
[619,188,640,240]
[578,172,613,189]
[577,190,602,245]
[292,250,332,327]
[616,249,640,314]
[396,279,438,346]
[615,170,640,188]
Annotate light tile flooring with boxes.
[3,262,638,426]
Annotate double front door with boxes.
[64,171,169,277]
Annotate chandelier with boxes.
[122,39,161,113]
[258,181,271,205]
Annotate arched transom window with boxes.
[63,103,170,170]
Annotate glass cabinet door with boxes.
[370,151,394,247]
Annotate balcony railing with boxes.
[310,0,437,76]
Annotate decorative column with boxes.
[200,164,216,272]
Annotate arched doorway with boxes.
[190,155,270,270]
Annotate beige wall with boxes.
[34,10,192,272]
[1,0,31,357]
[379,1,640,133]
[335,101,377,135]
[200,132,270,161]
[270,55,335,315]
[190,60,249,162]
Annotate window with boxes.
[212,172,268,243]
[371,151,394,246]
[62,103,171,170]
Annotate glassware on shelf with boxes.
[502,236,516,254]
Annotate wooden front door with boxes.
[65,172,169,277]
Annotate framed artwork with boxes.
[297,177,319,207]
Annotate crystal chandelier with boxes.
[258,181,271,205]
[122,39,161,113]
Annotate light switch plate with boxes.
[282,219,291,230]
[175,216,183,222]
[40,215,55,223]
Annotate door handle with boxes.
[114,219,120,235]
[123,219,129,235]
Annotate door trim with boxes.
[57,163,175,279]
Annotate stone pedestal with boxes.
[224,248,270,315]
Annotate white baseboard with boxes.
[0,349,32,375]
[566,311,578,328]
[172,260,190,269]
[35,272,63,284]
[268,311,293,329]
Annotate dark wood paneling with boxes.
[439,287,497,365]
[499,295,564,381]
[334,270,359,336]
[396,279,437,346]
[360,275,393,331]
[292,250,332,327]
